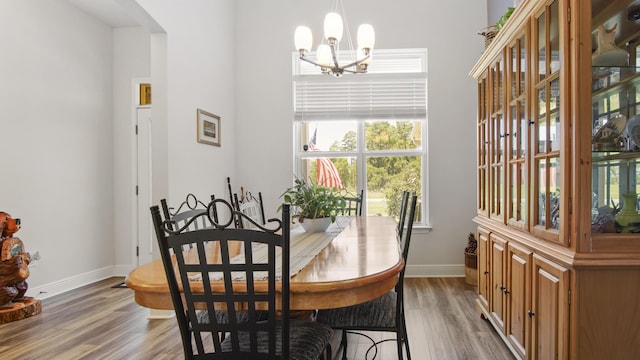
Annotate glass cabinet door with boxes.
[491,56,506,223]
[478,72,489,216]
[507,33,529,230]
[532,0,563,242]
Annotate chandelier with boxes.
[294,0,375,76]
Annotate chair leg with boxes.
[322,343,332,360]
[341,330,348,360]
[401,318,411,360]
[396,330,404,360]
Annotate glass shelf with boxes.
[592,66,640,93]
[592,151,640,162]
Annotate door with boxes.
[506,241,532,359]
[136,106,153,266]
[477,228,490,310]
[490,234,507,331]
[531,254,569,360]
[531,0,565,244]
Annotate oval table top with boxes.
[125,216,403,310]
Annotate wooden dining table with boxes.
[125,216,403,311]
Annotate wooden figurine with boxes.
[0,212,41,323]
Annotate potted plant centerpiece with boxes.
[280,178,346,233]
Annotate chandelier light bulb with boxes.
[295,26,313,53]
[324,12,343,42]
[317,44,332,67]
[357,24,375,50]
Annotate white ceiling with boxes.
[65,0,140,28]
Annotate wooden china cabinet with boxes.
[470,0,640,359]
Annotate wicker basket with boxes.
[464,252,478,286]
[478,26,498,49]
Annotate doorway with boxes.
[135,101,153,266]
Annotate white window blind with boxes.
[293,49,427,120]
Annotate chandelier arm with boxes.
[299,56,324,68]
[339,54,370,70]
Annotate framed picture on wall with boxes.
[197,109,221,147]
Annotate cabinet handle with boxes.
[527,311,535,317]
[528,121,535,126]
[503,289,510,295]
[484,270,489,275]
[499,286,505,291]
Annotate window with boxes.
[292,49,428,223]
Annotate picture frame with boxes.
[197,109,221,147]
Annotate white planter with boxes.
[299,217,332,233]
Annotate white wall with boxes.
[108,0,237,268]
[112,26,150,269]
[489,0,516,25]
[136,0,238,207]
[235,0,487,276]
[0,0,115,289]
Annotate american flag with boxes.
[309,128,343,189]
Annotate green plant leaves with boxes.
[280,177,346,222]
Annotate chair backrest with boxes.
[338,189,364,216]
[228,176,267,229]
[399,193,418,282]
[238,197,265,230]
[397,190,410,240]
[151,199,292,359]
[233,191,266,229]
[394,193,416,337]
[227,177,242,228]
[160,194,213,233]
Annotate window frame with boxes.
[293,119,427,225]
[292,49,429,226]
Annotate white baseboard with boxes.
[26,265,119,300]
[113,264,135,277]
[405,264,465,277]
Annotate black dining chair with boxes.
[151,199,333,360]
[338,189,364,216]
[316,193,418,360]
[160,194,259,341]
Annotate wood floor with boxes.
[0,277,514,360]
